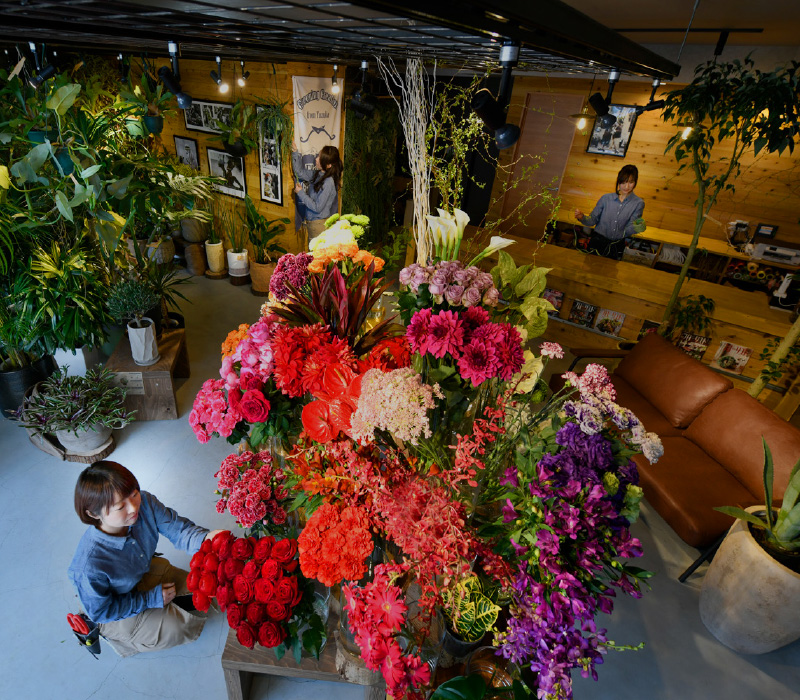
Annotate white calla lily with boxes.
[466,235,517,267]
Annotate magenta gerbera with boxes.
[426,310,465,359]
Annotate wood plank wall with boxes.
[489,76,800,245]
[156,58,340,254]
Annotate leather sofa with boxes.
[574,333,800,552]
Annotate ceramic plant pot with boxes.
[226,249,249,278]
[249,261,276,295]
[143,115,164,134]
[56,423,113,453]
[205,241,225,273]
[699,509,800,654]
[127,318,160,366]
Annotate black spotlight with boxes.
[471,88,520,150]
[27,42,57,88]
[159,41,192,109]
[349,60,376,119]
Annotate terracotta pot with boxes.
[226,249,249,278]
[184,243,207,276]
[205,241,225,273]
[56,423,112,453]
[699,508,800,654]
[127,318,160,366]
[250,260,276,295]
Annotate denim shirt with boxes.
[68,491,208,624]
[579,192,645,241]
[296,175,338,222]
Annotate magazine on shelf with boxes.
[676,332,712,361]
[593,308,626,336]
[543,288,564,316]
[637,320,661,339]
[710,341,752,375]
[568,299,599,328]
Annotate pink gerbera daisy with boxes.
[426,310,465,359]
[369,586,408,634]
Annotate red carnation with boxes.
[192,591,211,612]
[186,569,200,591]
[232,575,254,604]
[236,621,256,649]
[265,599,290,621]
[271,538,297,565]
[261,559,281,581]
[274,576,298,605]
[245,602,267,625]
[231,538,253,561]
[225,558,245,580]
[227,603,243,628]
[242,560,261,581]
[240,389,271,424]
[199,572,217,597]
[254,578,276,604]
[253,536,275,563]
[203,552,220,572]
[258,620,286,648]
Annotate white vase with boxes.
[699,508,800,654]
[205,241,225,273]
[128,318,160,366]
[226,249,249,277]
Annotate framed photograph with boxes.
[184,99,232,134]
[173,136,199,170]
[755,223,779,239]
[586,105,638,157]
[206,147,246,199]
[257,112,283,205]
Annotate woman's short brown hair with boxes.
[616,164,639,192]
[74,461,140,526]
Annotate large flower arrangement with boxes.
[192,209,663,699]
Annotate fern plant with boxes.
[440,574,501,642]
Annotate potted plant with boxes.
[212,100,258,157]
[14,365,135,454]
[700,439,800,653]
[142,261,192,330]
[107,278,161,366]
[221,200,250,282]
[439,574,501,667]
[119,64,176,135]
[243,195,289,295]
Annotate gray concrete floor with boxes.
[0,273,797,700]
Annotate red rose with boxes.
[292,586,303,607]
[274,576,298,605]
[231,538,253,561]
[254,578,276,603]
[203,552,220,572]
[257,620,286,648]
[232,575,254,604]
[242,560,261,581]
[217,561,227,584]
[199,572,217,596]
[200,539,213,554]
[217,535,234,561]
[228,387,242,412]
[302,401,335,443]
[240,389,271,423]
[192,591,210,612]
[224,558,245,580]
[261,559,281,581]
[216,584,232,610]
[245,602,267,625]
[283,560,299,574]
[271,538,298,565]
[190,551,205,570]
[212,530,234,552]
[186,569,200,591]
[227,603,243,628]
[236,621,256,649]
[240,373,263,392]
[253,536,275,563]
[265,599,290,621]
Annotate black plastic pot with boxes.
[0,355,58,419]
[143,115,164,135]
[144,305,163,338]
[165,311,185,330]
[223,139,248,158]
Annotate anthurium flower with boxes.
[301,401,335,443]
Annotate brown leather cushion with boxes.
[612,375,684,438]
[615,333,733,428]
[685,389,800,498]
[635,438,759,548]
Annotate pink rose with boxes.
[240,390,270,423]
[462,285,482,307]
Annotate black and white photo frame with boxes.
[184,100,233,134]
[586,105,638,158]
[257,110,283,205]
[206,147,246,199]
[173,136,199,170]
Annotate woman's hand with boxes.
[294,182,303,194]
[574,209,585,221]
[204,529,226,542]
[162,582,176,607]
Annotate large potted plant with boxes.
[212,100,258,157]
[243,195,289,295]
[119,64,176,135]
[15,366,135,454]
[700,439,800,654]
[107,279,161,366]
[222,200,250,282]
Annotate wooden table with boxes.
[106,328,190,421]
[221,613,385,700]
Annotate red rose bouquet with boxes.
[187,531,326,659]
[214,450,290,535]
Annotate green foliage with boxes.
[716,439,800,553]
[211,100,258,153]
[243,195,289,263]
[107,278,160,326]
[214,197,247,252]
[341,100,399,250]
[757,337,800,385]
[255,90,294,164]
[441,574,501,642]
[119,62,176,118]
[664,294,715,340]
[14,366,135,434]
[490,251,552,339]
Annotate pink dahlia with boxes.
[426,310,465,359]
[495,325,525,380]
[405,308,433,355]
[458,338,496,386]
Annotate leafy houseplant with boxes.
[244,195,289,264]
[107,278,161,366]
[441,574,501,644]
[664,294,715,341]
[212,100,258,157]
[119,64,176,134]
[255,92,294,164]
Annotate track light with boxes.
[237,60,250,87]
[588,69,620,128]
[27,41,56,89]
[350,59,376,119]
[634,78,665,116]
[210,56,228,94]
[159,41,192,108]
[470,41,520,150]
[331,63,340,95]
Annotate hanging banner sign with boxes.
[291,75,343,160]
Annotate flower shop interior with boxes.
[2,1,800,699]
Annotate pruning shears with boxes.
[67,613,101,657]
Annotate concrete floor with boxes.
[0,273,797,700]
